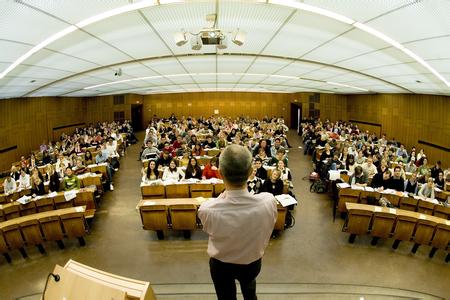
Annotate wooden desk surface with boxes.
[137,198,208,208]
[345,203,449,225]
[0,206,86,229]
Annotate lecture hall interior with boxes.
[0,0,449,299]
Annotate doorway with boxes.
[290,103,302,132]
[131,104,143,131]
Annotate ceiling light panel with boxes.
[302,0,414,23]
[140,2,215,55]
[263,9,351,58]
[22,0,130,24]
[177,56,216,73]
[219,1,293,53]
[0,1,70,45]
[45,30,130,65]
[246,57,291,74]
[217,55,255,73]
[363,0,450,44]
[81,11,170,58]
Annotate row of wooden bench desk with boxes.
[0,206,88,263]
[343,203,449,262]
[137,198,287,240]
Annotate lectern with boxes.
[44,259,156,300]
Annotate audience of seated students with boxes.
[404,172,419,194]
[350,166,368,186]
[202,136,216,149]
[185,157,202,180]
[202,157,220,179]
[192,143,206,156]
[254,158,268,181]
[142,160,161,183]
[3,174,17,195]
[63,168,80,191]
[269,149,288,167]
[162,159,185,181]
[418,177,435,199]
[247,166,263,195]
[435,171,445,190]
[262,169,284,195]
[361,156,378,178]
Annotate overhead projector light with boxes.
[232,29,246,46]
[217,35,228,49]
[190,35,202,50]
[174,30,188,46]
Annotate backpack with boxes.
[309,171,320,181]
[310,179,328,193]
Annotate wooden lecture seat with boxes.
[2,223,27,258]
[19,201,37,216]
[370,210,396,245]
[39,215,66,249]
[54,194,73,209]
[3,204,21,220]
[19,219,46,254]
[60,211,88,246]
[391,212,417,249]
[343,204,373,243]
[213,183,225,196]
[0,230,11,263]
[428,223,450,261]
[139,204,168,240]
[165,184,190,198]
[141,185,166,199]
[338,188,361,213]
[417,199,436,216]
[190,183,214,198]
[411,217,437,253]
[433,205,450,220]
[399,196,418,212]
[35,197,55,212]
[169,204,198,239]
[274,204,287,231]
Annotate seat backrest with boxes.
[345,209,373,235]
[399,197,418,212]
[35,197,55,212]
[430,223,450,249]
[0,230,8,253]
[19,219,44,246]
[19,201,37,216]
[371,212,396,238]
[413,219,437,244]
[433,205,450,220]
[165,184,189,199]
[274,205,287,231]
[2,224,25,250]
[60,212,87,238]
[392,215,417,241]
[140,205,168,231]
[3,204,21,220]
[213,183,225,196]
[141,185,166,199]
[417,200,435,215]
[169,204,197,230]
[190,184,213,198]
[54,195,74,209]
[39,215,64,241]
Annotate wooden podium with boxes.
[44,260,156,300]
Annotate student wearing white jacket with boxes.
[18,169,31,189]
[162,159,185,182]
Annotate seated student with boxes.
[142,160,161,183]
[345,155,356,173]
[254,157,268,181]
[435,171,445,190]
[216,134,227,149]
[157,149,172,168]
[276,160,292,184]
[192,143,206,156]
[3,174,17,195]
[46,164,60,193]
[404,172,419,194]
[42,150,52,165]
[418,177,435,199]
[269,149,288,167]
[162,159,185,181]
[371,170,393,190]
[405,157,417,173]
[175,141,189,157]
[179,151,191,168]
[172,135,184,150]
[270,137,285,157]
[262,169,284,196]
[349,166,368,187]
[31,175,45,196]
[185,157,202,180]
[255,147,271,165]
[361,156,378,178]
[202,157,221,179]
[253,139,272,158]
[73,159,86,175]
[355,150,366,165]
[202,136,216,149]
[328,153,344,171]
[10,165,20,180]
[18,169,31,190]
[141,140,160,161]
[320,143,333,162]
[95,146,115,191]
[247,166,263,195]
[63,168,80,191]
[84,150,94,165]
[430,161,443,180]
[417,158,430,181]
[390,166,404,192]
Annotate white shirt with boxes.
[3,178,17,194]
[18,174,31,189]
[362,163,378,177]
[162,168,185,181]
[198,189,277,264]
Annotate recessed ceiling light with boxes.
[416,80,422,83]
[30,80,36,83]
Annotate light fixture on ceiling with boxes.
[174,14,246,50]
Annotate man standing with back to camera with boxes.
[198,144,277,300]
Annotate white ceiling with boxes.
[0,0,449,98]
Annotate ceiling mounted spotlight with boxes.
[174,14,244,50]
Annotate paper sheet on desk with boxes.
[337,183,350,189]
[64,191,77,201]
[328,170,340,181]
[17,195,32,204]
[275,194,298,207]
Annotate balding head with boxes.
[219,144,252,186]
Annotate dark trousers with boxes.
[209,257,261,300]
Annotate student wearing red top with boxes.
[202,157,221,179]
